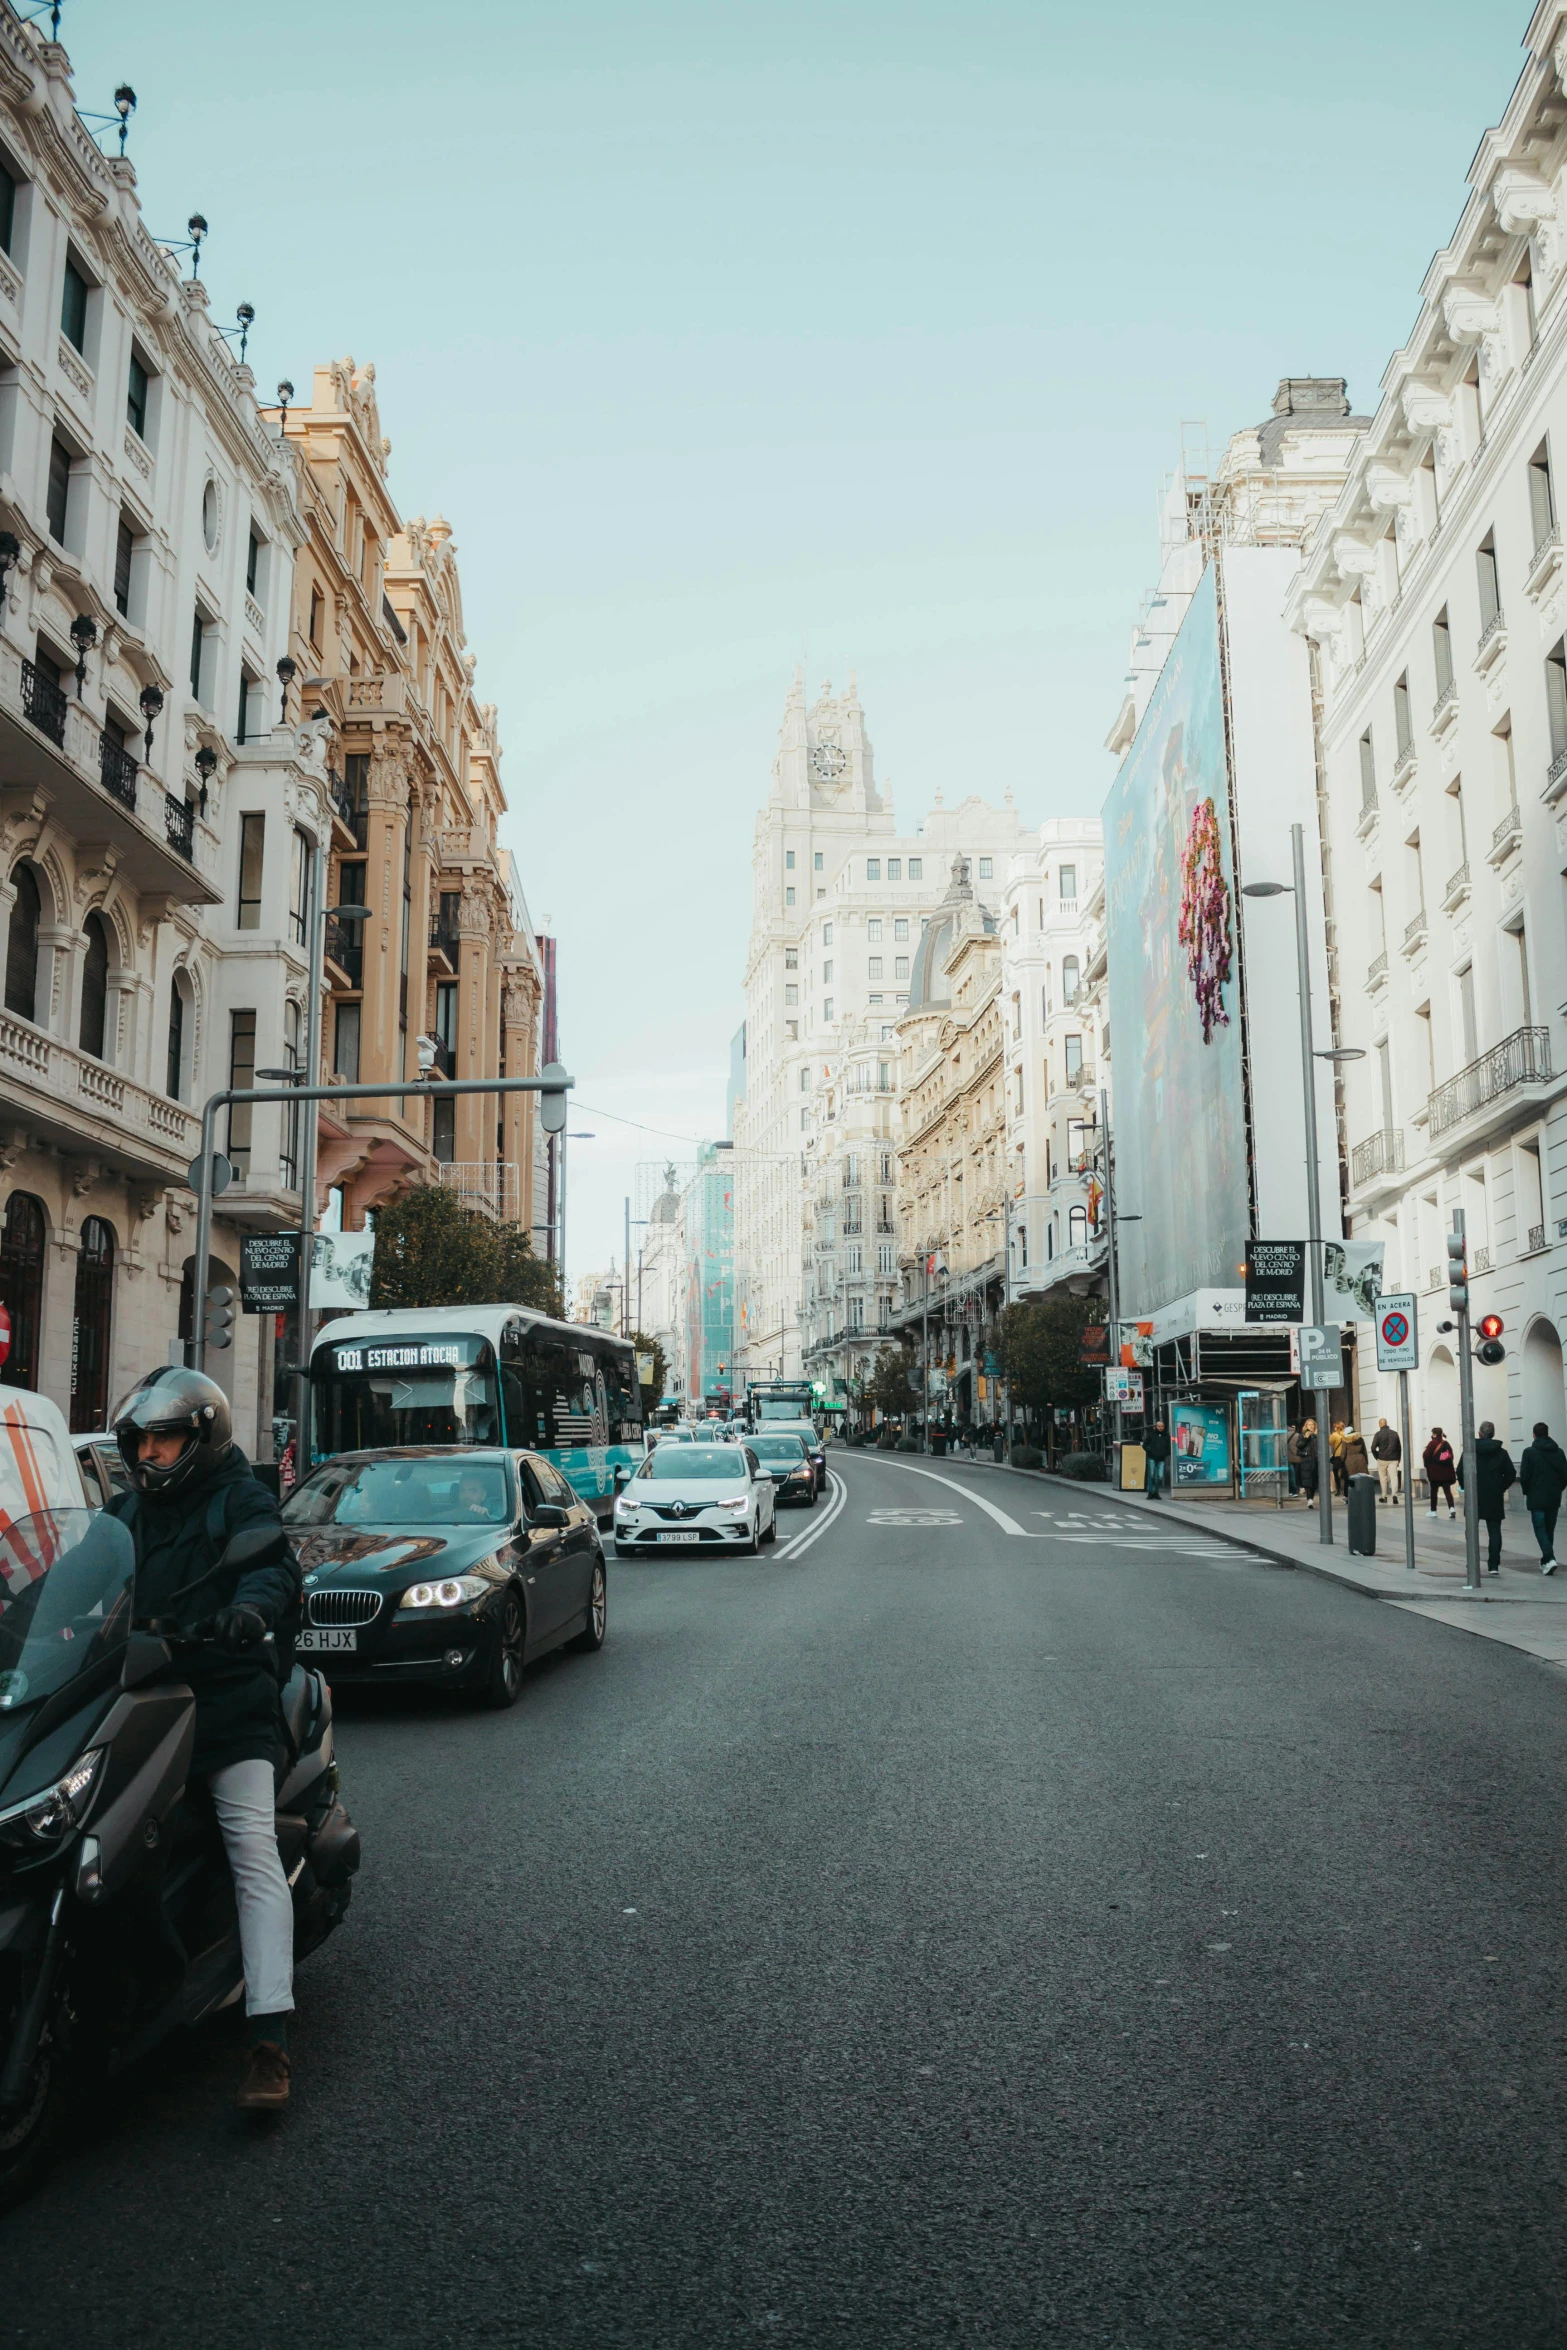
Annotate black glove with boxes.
[212,1604,268,1654]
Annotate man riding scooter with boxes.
[106,1367,302,2112]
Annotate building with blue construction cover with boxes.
[683,1142,736,1409]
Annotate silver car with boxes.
[613,1442,777,1556]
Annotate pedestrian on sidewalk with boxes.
[1457,1420,1516,1575]
[1284,1420,1304,1496]
[1329,1420,1348,1496]
[1519,1421,1567,1574]
[1298,1417,1320,1507]
[1423,1428,1458,1519]
[1341,1424,1370,1482]
[1371,1417,1402,1504]
[1144,1418,1171,1499]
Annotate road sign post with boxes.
[1449,1213,1481,1591]
[1373,1292,1418,1573]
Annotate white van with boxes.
[0,1390,88,1522]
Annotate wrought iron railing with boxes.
[1392,741,1417,781]
[325,915,363,984]
[1442,860,1471,906]
[1548,745,1567,798]
[1367,950,1389,986]
[330,771,367,849]
[1527,1223,1547,1255]
[1402,908,1428,946]
[1475,608,1505,657]
[20,658,66,747]
[97,728,137,810]
[429,914,461,965]
[1427,1025,1551,1139]
[1430,679,1458,725]
[1492,804,1522,855]
[164,793,194,860]
[1350,1128,1404,1188]
[1529,526,1561,578]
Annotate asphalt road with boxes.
[9,1451,1567,2348]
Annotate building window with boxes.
[868,956,883,980]
[1062,955,1079,1003]
[786,1019,798,1040]
[1358,727,1376,804]
[785,887,795,907]
[114,516,134,618]
[247,529,262,601]
[237,813,264,929]
[823,960,833,983]
[69,1215,113,1433]
[126,351,149,440]
[814,852,824,871]
[894,955,909,980]
[1529,439,1556,554]
[824,998,834,1020]
[978,857,993,879]
[189,607,207,703]
[1059,864,1077,899]
[60,255,88,354]
[0,160,14,258]
[867,918,882,941]
[227,1011,256,1176]
[78,912,109,1060]
[0,1192,44,1392]
[866,859,880,880]
[1393,672,1412,759]
[308,584,323,647]
[785,849,795,870]
[908,858,922,879]
[887,858,901,880]
[290,826,311,948]
[823,922,834,945]
[165,971,188,1100]
[1431,607,1454,701]
[785,947,798,969]
[894,917,908,941]
[334,1001,360,1083]
[1547,640,1567,761]
[5,861,39,1024]
[800,1107,809,1131]
[1476,531,1500,633]
[784,984,798,1006]
[799,1065,809,1091]
[1069,1204,1088,1249]
[45,437,70,544]
[1064,1033,1083,1079]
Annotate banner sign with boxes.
[1372,1293,1418,1374]
[309,1229,375,1309]
[1079,1324,1111,1367]
[1245,1240,1306,1325]
[240,1232,301,1313]
[1322,1240,1385,1319]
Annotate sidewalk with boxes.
[927,1448,1567,1672]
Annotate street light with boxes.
[559,1130,596,1297]
[1241,823,1342,1545]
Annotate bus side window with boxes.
[500,1366,525,1445]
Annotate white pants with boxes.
[1376,1460,1401,1502]
[208,1758,294,2018]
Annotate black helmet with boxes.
[112,1367,233,1500]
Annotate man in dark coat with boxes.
[1519,1421,1567,1575]
[1457,1420,1515,1574]
[1144,1419,1171,1499]
[108,1367,301,2110]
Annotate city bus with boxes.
[309,1306,643,1524]
[746,1380,818,1424]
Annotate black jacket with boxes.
[1371,1426,1401,1461]
[1458,1436,1515,1516]
[1144,1427,1171,1462]
[1520,1436,1567,1514]
[109,1448,299,1777]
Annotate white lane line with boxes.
[864,1458,1035,1537]
[775,1470,847,1560]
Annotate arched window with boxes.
[1062,955,1080,1005]
[70,1215,114,1431]
[5,863,41,1024]
[1069,1204,1088,1250]
[0,1191,46,1389]
[165,968,190,1101]
[79,912,110,1059]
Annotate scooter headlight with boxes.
[0,1750,104,1848]
[396,1575,489,1613]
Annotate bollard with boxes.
[1347,1471,1379,1558]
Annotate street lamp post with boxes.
[1243,825,1364,1546]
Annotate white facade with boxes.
[732,669,1030,1389]
[0,24,324,1447]
[1289,6,1567,1446]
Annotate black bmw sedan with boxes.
[281,1448,607,1709]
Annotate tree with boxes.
[369,1183,564,1317]
[866,1343,917,1418]
[994,1295,1102,1417]
[629,1329,668,1409]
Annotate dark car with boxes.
[746,1432,817,1506]
[281,1447,607,1709]
[760,1419,827,1497]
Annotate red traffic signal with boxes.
[1476,1311,1506,1367]
[1477,1314,1504,1340]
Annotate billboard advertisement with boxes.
[1103,563,1248,1316]
[1172,1400,1231,1487]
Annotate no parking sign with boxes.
[1373,1293,1418,1373]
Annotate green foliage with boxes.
[865,1344,917,1418]
[629,1329,668,1408]
[1010,1445,1044,1470]
[994,1296,1102,1414]
[1058,1451,1108,1481]
[368,1183,564,1318]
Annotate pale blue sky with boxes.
[67,0,1528,1281]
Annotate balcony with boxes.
[1441,860,1471,913]
[0,1011,199,1180]
[1525,1222,1548,1256]
[1367,949,1389,992]
[329,771,367,850]
[1429,680,1459,739]
[1355,790,1379,843]
[428,914,460,973]
[0,638,217,902]
[429,1034,455,1079]
[324,915,364,986]
[164,793,195,862]
[1401,907,1428,956]
[1427,1024,1552,1140]
[1547,746,1567,806]
[1350,1127,1404,1189]
[1473,608,1507,676]
[433,1161,520,1221]
[1391,741,1418,794]
[1489,804,1522,864]
[1526,527,1562,601]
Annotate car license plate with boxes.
[297,1628,358,1652]
[661,1530,700,1544]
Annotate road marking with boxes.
[866,1459,1034,1536]
[775,1471,846,1560]
[865,1508,965,1526]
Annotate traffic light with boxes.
[1476,1312,1506,1368]
[1447,1230,1468,1315]
[203,1284,236,1351]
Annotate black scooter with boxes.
[0,1508,360,2205]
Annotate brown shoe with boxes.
[236,2041,291,2112]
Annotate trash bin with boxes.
[992,1431,1004,1462]
[1347,1472,1378,1557]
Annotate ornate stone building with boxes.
[275,362,544,1239]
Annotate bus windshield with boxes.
[312,1333,500,1456]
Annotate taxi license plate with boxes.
[297,1628,358,1652]
[661,1531,700,1544]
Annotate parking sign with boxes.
[1373,1292,1418,1373]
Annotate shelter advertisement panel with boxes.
[1172,1400,1231,1487]
[1103,564,1248,1317]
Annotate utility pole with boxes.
[623,1195,631,1337]
[1100,1085,1122,1482]
[1290,824,1334,1548]
[921,1254,931,1454]
[1451,1210,1481,1591]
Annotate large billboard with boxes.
[1103,564,1249,1316]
